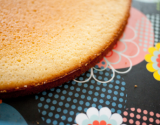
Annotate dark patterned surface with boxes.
[35,71,127,124]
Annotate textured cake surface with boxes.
[0,0,131,96]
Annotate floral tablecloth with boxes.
[0,0,160,125]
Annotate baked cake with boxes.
[0,0,131,98]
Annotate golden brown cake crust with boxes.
[0,0,131,98]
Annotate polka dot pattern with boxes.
[36,68,127,124]
[135,16,154,52]
[122,108,160,125]
[146,14,160,46]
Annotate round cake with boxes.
[0,0,131,98]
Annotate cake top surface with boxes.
[0,0,130,91]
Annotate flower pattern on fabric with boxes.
[145,43,160,81]
[75,107,123,125]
